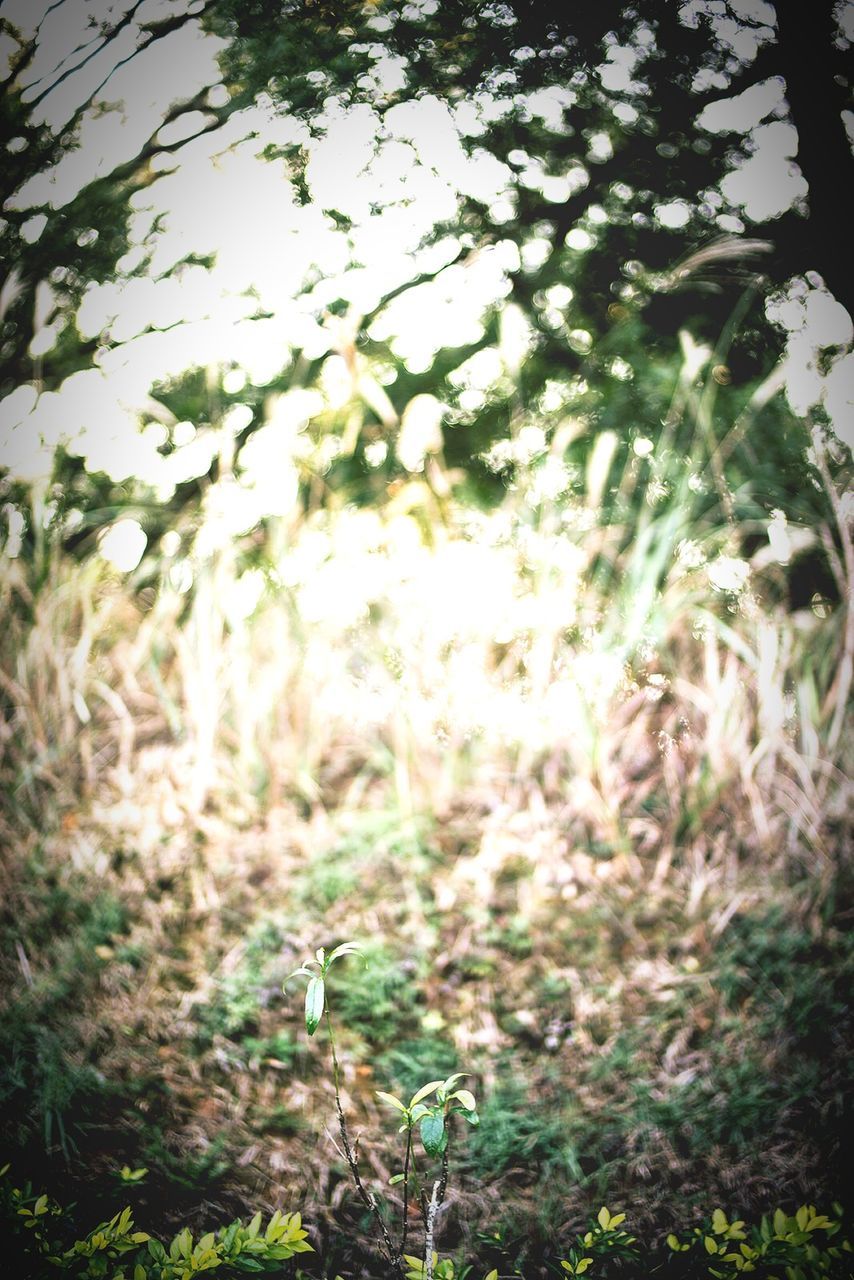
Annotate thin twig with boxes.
[399,1126,413,1257]
[324,1005,402,1274]
[436,1129,451,1207]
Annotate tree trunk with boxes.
[773,0,854,317]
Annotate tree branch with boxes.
[26,0,148,108]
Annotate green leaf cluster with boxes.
[560,1205,637,1275]
[376,1073,479,1159]
[3,1167,312,1280]
[666,1203,851,1277]
[285,942,365,1037]
[5,1164,852,1280]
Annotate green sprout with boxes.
[287,942,365,1036]
[286,945,479,1280]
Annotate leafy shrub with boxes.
[3,1166,312,1280]
[663,1203,852,1278]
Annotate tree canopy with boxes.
[0,0,851,555]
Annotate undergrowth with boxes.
[1,343,851,1270]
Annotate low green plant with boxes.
[402,1254,493,1280]
[2,1164,312,1279]
[286,942,480,1280]
[665,1203,850,1278]
[5,1163,851,1279]
[559,1205,639,1274]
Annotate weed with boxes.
[464,1075,573,1183]
[715,906,854,1046]
[193,917,290,1048]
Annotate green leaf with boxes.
[420,1111,446,1157]
[389,1173,405,1185]
[461,1109,480,1126]
[172,1227,193,1259]
[598,1207,611,1230]
[451,1089,477,1112]
[376,1091,407,1113]
[285,966,316,985]
[712,1208,728,1235]
[409,1080,444,1108]
[305,977,325,1036]
[326,942,365,968]
[437,1072,467,1102]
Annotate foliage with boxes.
[5,1167,851,1280]
[560,1205,638,1275]
[3,1166,312,1280]
[2,0,851,561]
[663,1204,852,1278]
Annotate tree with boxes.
[1,0,850,551]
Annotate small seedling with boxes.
[286,943,480,1280]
